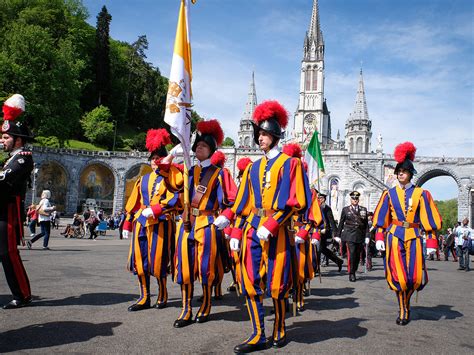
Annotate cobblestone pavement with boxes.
[1,223,473,354]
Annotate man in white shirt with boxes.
[455,218,472,271]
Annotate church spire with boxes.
[241,71,257,122]
[348,68,370,122]
[309,0,321,40]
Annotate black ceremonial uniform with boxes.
[337,203,368,280]
[320,203,343,269]
[0,147,33,304]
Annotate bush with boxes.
[131,132,147,151]
[35,135,61,148]
[81,106,114,146]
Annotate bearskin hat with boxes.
[146,128,171,158]
[252,100,288,145]
[394,141,417,176]
[192,119,224,154]
[211,151,226,167]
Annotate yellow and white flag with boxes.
[164,0,195,168]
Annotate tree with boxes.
[80,105,114,147]
[222,137,235,147]
[435,199,458,234]
[96,5,111,106]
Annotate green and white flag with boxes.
[304,131,325,186]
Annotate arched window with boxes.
[365,138,369,153]
[305,68,311,91]
[356,137,363,153]
[349,138,354,152]
[244,136,250,147]
[312,67,317,91]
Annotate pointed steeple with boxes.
[308,0,321,45]
[348,68,370,122]
[241,71,257,122]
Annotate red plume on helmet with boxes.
[282,143,302,158]
[2,94,25,121]
[196,119,224,146]
[237,157,252,173]
[252,100,288,129]
[211,151,226,167]
[394,142,416,163]
[146,129,171,153]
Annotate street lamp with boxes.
[32,165,39,204]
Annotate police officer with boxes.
[0,94,34,309]
[336,191,368,282]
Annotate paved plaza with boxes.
[1,222,473,354]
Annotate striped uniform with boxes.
[230,151,309,345]
[295,189,323,308]
[171,163,236,321]
[125,170,180,307]
[373,185,442,321]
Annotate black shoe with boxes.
[26,241,32,249]
[337,261,343,272]
[233,341,267,353]
[42,247,50,250]
[214,295,223,301]
[396,317,402,325]
[273,336,287,348]
[227,285,236,292]
[349,274,356,282]
[128,302,150,312]
[400,318,410,326]
[303,288,310,297]
[297,305,305,312]
[196,314,210,323]
[173,317,193,328]
[154,302,167,309]
[457,267,465,270]
[3,297,32,309]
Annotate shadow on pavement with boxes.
[304,296,359,311]
[412,304,463,321]
[311,287,354,297]
[287,317,368,344]
[0,321,121,352]
[31,292,137,307]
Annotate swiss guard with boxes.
[0,94,34,309]
[222,101,309,352]
[373,142,442,325]
[167,119,237,328]
[123,129,180,311]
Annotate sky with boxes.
[82,0,473,200]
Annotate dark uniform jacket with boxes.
[320,204,337,240]
[337,205,369,243]
[0,148,33,227]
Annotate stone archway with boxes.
[415,166,464,223]
[78,162,115,213]
[123,163,152,207]
[35,160,68,212]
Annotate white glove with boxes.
[334,236,341,244]
[224,232,230,240]
[427,248,437,255]
[294,236,305,244]
[256,226,271,242]
[376,240,385,251]
[213,215,230,230]
[320,228,326,235]
[311,238,321,251]
[122,230,130,239]
[141,208,154,219]
[365,237,370,245]
[230,238,240,252]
